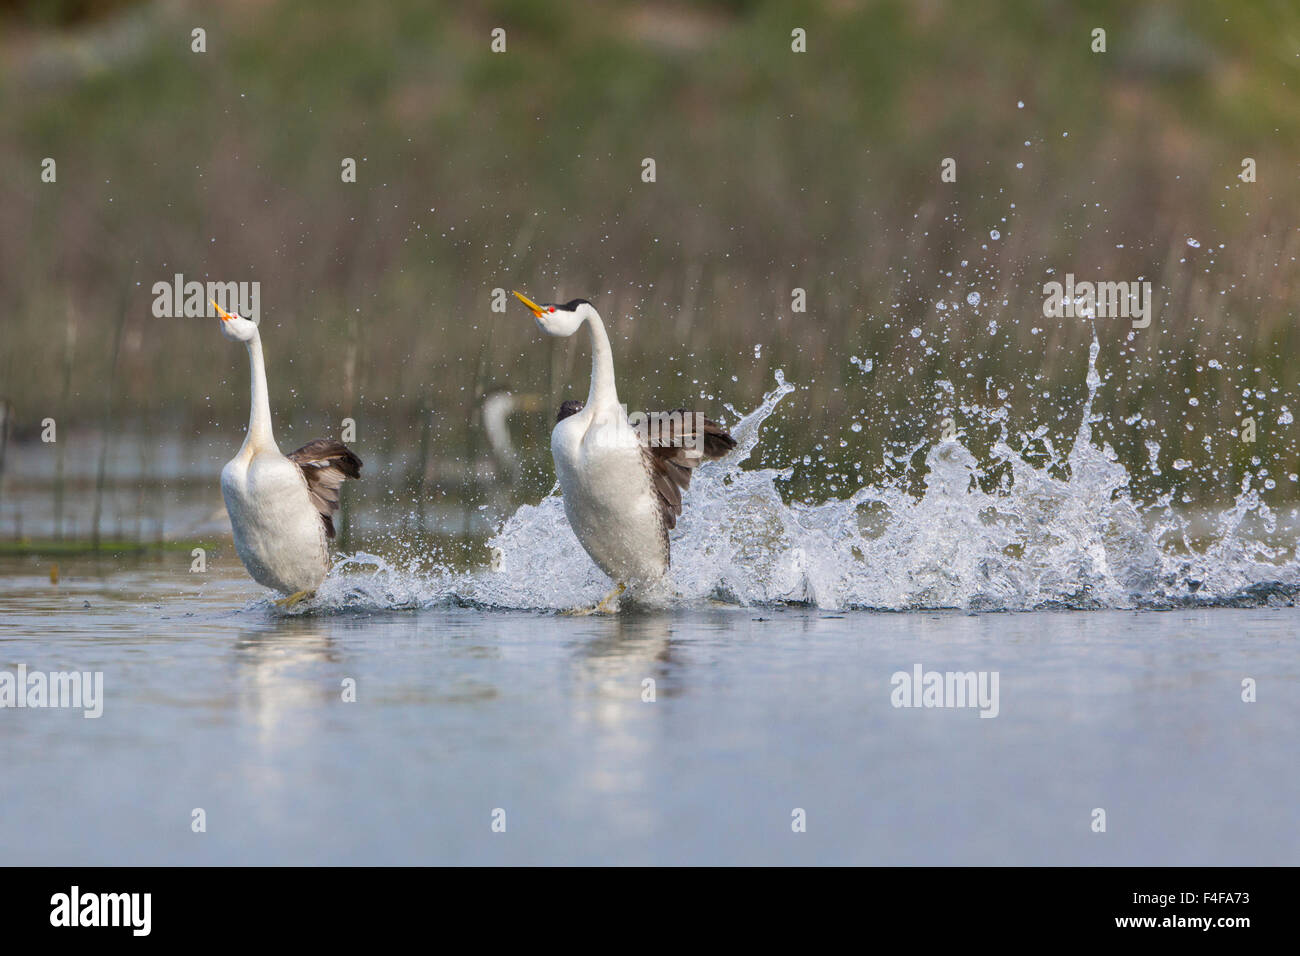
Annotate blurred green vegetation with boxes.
[1,0,1298,527]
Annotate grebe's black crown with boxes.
[551,298,591,311]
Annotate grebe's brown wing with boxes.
[641,410,736,531]
[556,399,586,423]
[288,439,363,539]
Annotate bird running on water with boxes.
[212,300,362,608]
[512,291,735,611]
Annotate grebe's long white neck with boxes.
[242,330,278,455]
[583,308,619,410]
[509,291,621,414]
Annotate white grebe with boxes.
[512,291,734,610]
[213,300,362,607]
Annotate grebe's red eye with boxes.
[548,307,555,313]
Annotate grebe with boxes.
[212,300,361,607]
[512,291,734,610]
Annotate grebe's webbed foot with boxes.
[566,583,627,616]
[594,582,627,614]
[273,589,314,609]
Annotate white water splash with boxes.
[304,345,1299,613]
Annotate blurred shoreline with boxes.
[2,0,1297,511]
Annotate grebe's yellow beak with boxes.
[210,299,237,322]
[512,290,545,318]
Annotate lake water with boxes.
[0,554,1296,866]
[1,350,1297,864]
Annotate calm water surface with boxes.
[0,555,1295,865]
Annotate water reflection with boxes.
[231,621,337,761]
[561,615,677,834]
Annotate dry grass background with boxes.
[1,0,1297,531]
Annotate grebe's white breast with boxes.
[221,450,329,595]
[551,408,668,586]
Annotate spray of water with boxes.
[304,340,1298,613]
